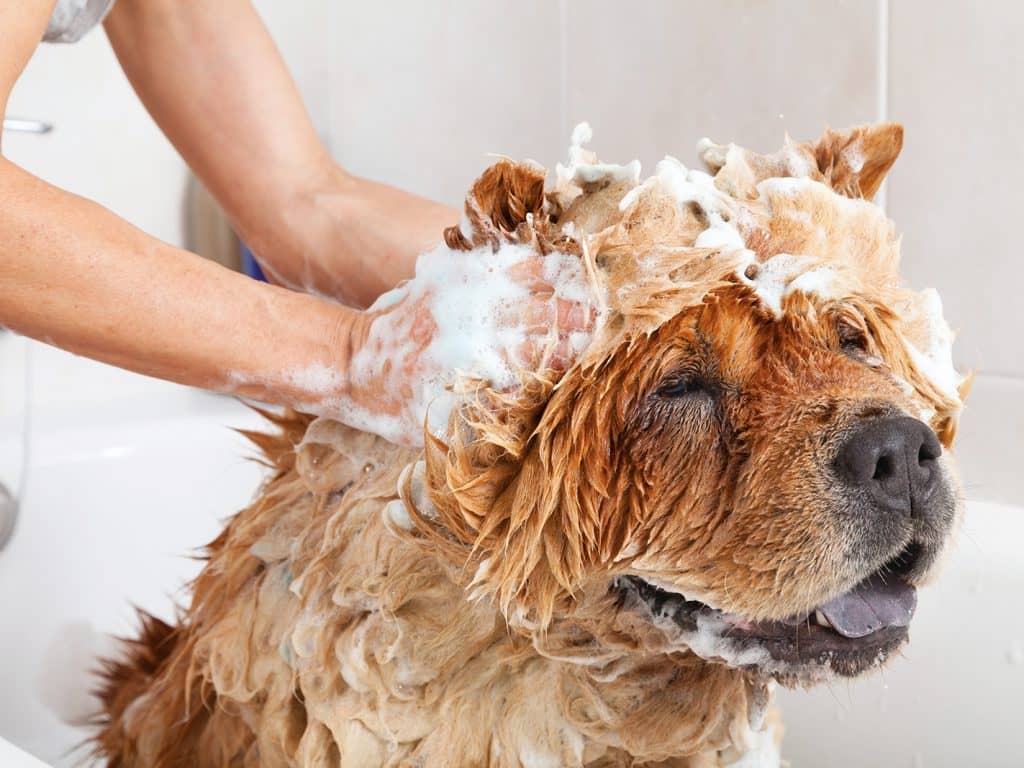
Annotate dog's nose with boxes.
[834,416,942,515]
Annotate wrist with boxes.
[219,285,356,410]
[329,304,373,398]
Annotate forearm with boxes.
[104,0,456,306]
[0,157,360,406]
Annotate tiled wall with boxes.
[5,1,1019,503]
[326,0,1022,505]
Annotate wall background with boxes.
[2,1,1021,765]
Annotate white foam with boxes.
[620,155,748,256]
[571,121,592,148]
[784,266,841,302]
[368,285,409,312]
[344,241,597,446]
[640,587,770,669]
[737,253,820,318]
[681,612,771,668]
[902,289,963,402]
[383,498,413,531]
[555,122,642,199]
[543,252,593,304]
[281,362,346,398]
[695,220,746,250]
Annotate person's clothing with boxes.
[43,0,116,44]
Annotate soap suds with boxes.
[785,266,840,301]
[737,253,821,318]
[620,154,747,255]
[676,612,770,668]
[383,499,413,531]
[636,584,770,669]
[368,285,409,312]
[901,288,963,402]
[345,241,597,446]
[555,122,642,203]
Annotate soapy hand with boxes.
[336,243,598,448]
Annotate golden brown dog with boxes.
[94,123,966,767]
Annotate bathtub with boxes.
[0,337,266,766]
[0,336,1021,767]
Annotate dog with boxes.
[94,123,966,767]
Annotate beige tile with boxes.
[564,0,883,176]
[953,373,1024,506]
[326,1,562,206]
[888,0,1024,376]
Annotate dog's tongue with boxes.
[819,574,917,639]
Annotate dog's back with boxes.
[95,412,421,765]
[97,413,612,767]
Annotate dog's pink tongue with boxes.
[819,574,917,639]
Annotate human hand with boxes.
[334,243,599,448]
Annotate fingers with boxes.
[504,257,546,289]
[494,297,597,334]
[562,301,598,333]
[510,330,581,376]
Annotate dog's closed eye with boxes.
[656,375,713,398]
[837,320,871,356]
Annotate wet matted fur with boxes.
[94,124,966,767]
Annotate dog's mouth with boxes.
[615,542,922,681]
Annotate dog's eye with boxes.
[837,322,870,355]
[657,376,710,398]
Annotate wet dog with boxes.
[95,123,966,766]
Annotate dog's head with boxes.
[401,123,966,684]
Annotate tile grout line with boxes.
[876,0,891,212]
[324,2,335,158]
[558,0,569,146]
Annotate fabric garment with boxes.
[43,0,116,44]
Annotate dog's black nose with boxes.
[834,416,942,515]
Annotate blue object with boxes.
[240,242,268,282]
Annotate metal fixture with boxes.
[3,118,53,134]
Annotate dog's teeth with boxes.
[814,610,830,628]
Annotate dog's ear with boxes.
[400,359,634,627]
[700,123,903,203]
[444,159,550,251]
[810,123,904,201]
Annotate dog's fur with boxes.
[94,125,965,767]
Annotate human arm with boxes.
[1,0,594,449]
[0,0,365,408]
[103,0,456,307]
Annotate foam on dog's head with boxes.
[555,122,962,438]
[402,123,966,630]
